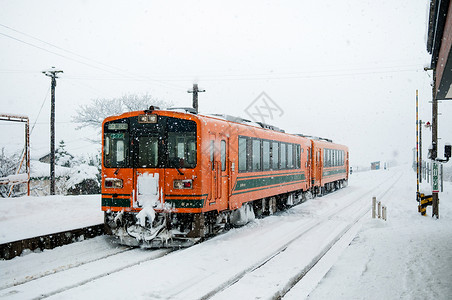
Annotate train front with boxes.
[101,108,202,248]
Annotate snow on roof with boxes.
[66,164,99,189]
[30,160,71,178]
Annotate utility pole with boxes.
[42,67,63,195]
[419,120,424,183]
[187,83,205,113]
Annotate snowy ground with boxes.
[0,194,103,243]
[0,165,451,299]
[304,167,452,300]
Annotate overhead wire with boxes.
[0,26,186,91]
[30,86,50,135]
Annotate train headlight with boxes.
[173,179,193,189]
[138,114,157,123]
[105,178,123,189]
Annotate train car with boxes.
[310,138,349,195]
[102,107,312,247]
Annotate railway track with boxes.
[0,241,173,299]
[1,170,402,299]
[209,171,403,300]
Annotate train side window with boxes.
[287,144,293,169]
[252,139,261,171]
[332,150,335,167]
[328,149,331,167]
[281,143,287,169]
[221,140,226,171]
[238,137,247,172]
[263,140,270,170]
[272,141,279,170]
[296,145,301,169]
[246,138,253,171]
[210,140,215,170]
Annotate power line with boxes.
[0,28,186,91]
[0,23,126,73]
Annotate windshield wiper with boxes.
[175,167,184,175]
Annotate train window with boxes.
[137,136,159,167]
[328,150,332,167]
[263,140,270,170]
[281,143,287,169]
[116,140,125,163]
[296,145,301,169]
[105,136,110,156]
[167,118,197,168]
[104,132,129,168]
[238,137,247,172]
[210,140,215,170]
[168,132,197,168]
[272,141,279,170]
[252,139,261,171]
[287,144,293,169]
[221,140,226,171]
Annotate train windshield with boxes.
[103,116,197,169]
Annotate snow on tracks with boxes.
[46,168,403,299]
[0,236,172,299]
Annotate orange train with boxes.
[102,107,349,247]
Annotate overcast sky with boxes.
[0,0,443,168]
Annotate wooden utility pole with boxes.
[42,67,63,195]
[187,83,205,113]
[432,69,439,218]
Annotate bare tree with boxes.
[72,93,173,131]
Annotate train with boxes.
[101,106,349,247]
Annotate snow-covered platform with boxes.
[0,195,103,244]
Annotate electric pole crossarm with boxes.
[187,83,205,114]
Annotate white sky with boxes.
[0,0,444,168]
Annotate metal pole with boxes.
[420,120,423,183]
[372,196,376,218]
[441,163,444,193]
[416,90,420,201]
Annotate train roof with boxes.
[294,134,333,143]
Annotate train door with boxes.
[219,137,229,210]
[208,134,229,210]
[315,148,322,186]
[306,146,311,188]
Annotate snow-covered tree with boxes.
[72,93,173,132]
[0,148,22,197]
[55,140,74,167]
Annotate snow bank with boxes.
[305,167,452,299]
[0,194,103,244]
